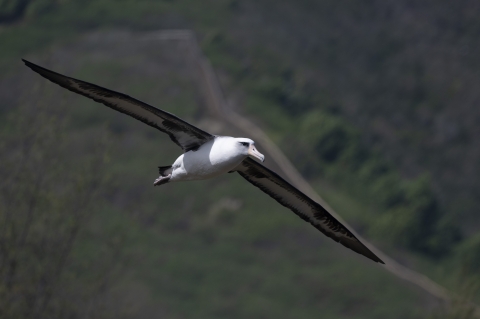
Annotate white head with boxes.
[234,138,265,162]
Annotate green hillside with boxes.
[1,1,479,318]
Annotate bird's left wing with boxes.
[234,158,384,264]
[23,59,213,152]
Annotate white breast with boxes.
[170,137,246,182]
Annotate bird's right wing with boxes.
[23,59,214,152]
[234,158,384,264]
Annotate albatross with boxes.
[22,59,384,264]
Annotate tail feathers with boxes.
[158,165,172,176]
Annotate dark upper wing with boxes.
[235,158,384,264]
[23,59,213,152]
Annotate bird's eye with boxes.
[240,142,249,147]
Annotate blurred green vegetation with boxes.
[1,0,479,318]
[0,100,118,317]
[430,271,480,319]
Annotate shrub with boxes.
[298,110,460,256]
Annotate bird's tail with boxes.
[154,165,173,186]
[158,165,172,176]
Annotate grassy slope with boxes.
[1,1,467,317]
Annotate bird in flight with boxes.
[23,59,384,264]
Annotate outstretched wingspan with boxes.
[22,59,213,152]
[235,158,384,263]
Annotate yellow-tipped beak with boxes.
[248,145,265,162]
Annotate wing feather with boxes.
[23,59,213,152]
[236,158,384,263]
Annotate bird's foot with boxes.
[153,174,171,186]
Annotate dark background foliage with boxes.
[1,0,479,318]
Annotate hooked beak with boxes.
[248,145,265,162]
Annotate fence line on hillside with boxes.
[143,29,453,304]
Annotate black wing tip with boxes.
[22,58,34,67]
[338,234,384,264]
[22,59,45,73]
[370,254,385,264]
[354,243,385,264]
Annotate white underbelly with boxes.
[170,139,245,182]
